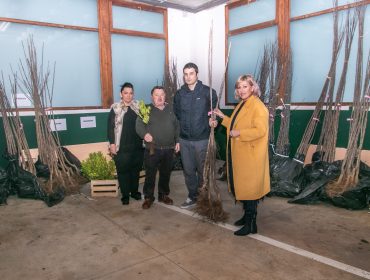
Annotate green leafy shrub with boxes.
[81,152,116,180]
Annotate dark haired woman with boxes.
[108,82,144,205]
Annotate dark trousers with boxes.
[241,200,258,213]
[114,148,144,199]
[143,148,174,200]
[179,138,208,201]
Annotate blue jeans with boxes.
[179,138,209,201]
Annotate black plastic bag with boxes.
[289,161,341,204]
[322,176,370,210]
[35,157,50,178]
[14,168,46,199]
[270,155,305,197]
[7,157,64,207]
[61,146,82,170]
[0,167,11,205]
[44,186,65,207]
[359,161,370,177]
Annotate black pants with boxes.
[241,200,258,212]
[114,148,144,199]
[143,148,174,200]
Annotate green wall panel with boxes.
[215,109,370,161]
[0,112,109,168]
[1,109,370,168]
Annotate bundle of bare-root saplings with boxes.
[0,36,86,206]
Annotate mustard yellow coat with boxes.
[221,95,270,200]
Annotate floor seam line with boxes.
[156,202,370,279]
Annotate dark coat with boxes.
[173,80,217,141]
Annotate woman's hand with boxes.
[144,133,153,143]
[109,144,117,155]
[230,130,240,138]
[213,108,225,119]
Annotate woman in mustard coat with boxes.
[214,74,270,236]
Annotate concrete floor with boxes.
[0,171,369,280]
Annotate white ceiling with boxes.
[133,0,229,13]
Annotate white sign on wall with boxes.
[80,116,96,129]
[49,118,67,132]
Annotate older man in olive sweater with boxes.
[136,86,180,209]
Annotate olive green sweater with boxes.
[135,104,179,148]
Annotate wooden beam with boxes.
[227,0,257,10]
[291,0,370,22]
[228,20,276,36]
[163,9,169,68]
[98,0,113,109]
[276,0,290,99]
[224,4,230,106]
[112,0,167,13]
[6,106,103,112]
[110,28,166,39]
[0,17,98,32]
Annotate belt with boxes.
[145,144,174,150]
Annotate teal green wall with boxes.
[0,112,109,168]
[215,109,370,161]
[1,109,370,167]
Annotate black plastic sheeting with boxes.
[269,146,370,210]
[1,154,65,207]
[61,146,82,170]
[269,155,305,197]
[35,157,50,178]
[0,167,11,205]
[288,161,341,205]
[319,163,370,210]
[288,160,370,210]
[34,146,83,179]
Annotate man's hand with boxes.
[144,133,153,143]
[109,144,117,155]
[175,143,180,153]
[209,118,218,128]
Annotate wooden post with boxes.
[276,0,290,99]
[98,0,113,108]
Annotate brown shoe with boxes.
[158,195,173,205]
[142,198,154,209]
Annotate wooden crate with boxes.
[139,170,146,184]
[91,180,119,197]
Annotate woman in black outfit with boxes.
[107,82,144,205]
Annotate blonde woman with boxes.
[214,75,270,236]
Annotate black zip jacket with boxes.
[173,80,217,141]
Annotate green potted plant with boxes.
[81,152,118,197]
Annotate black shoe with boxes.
[130,192,142,200]
[234,215,257,236]
[121,197,129,205]
[234,224,252,236]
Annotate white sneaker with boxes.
[180,198,196,209]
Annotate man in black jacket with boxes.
[174,62,217,208]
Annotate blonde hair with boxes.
[234,74,261,100]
